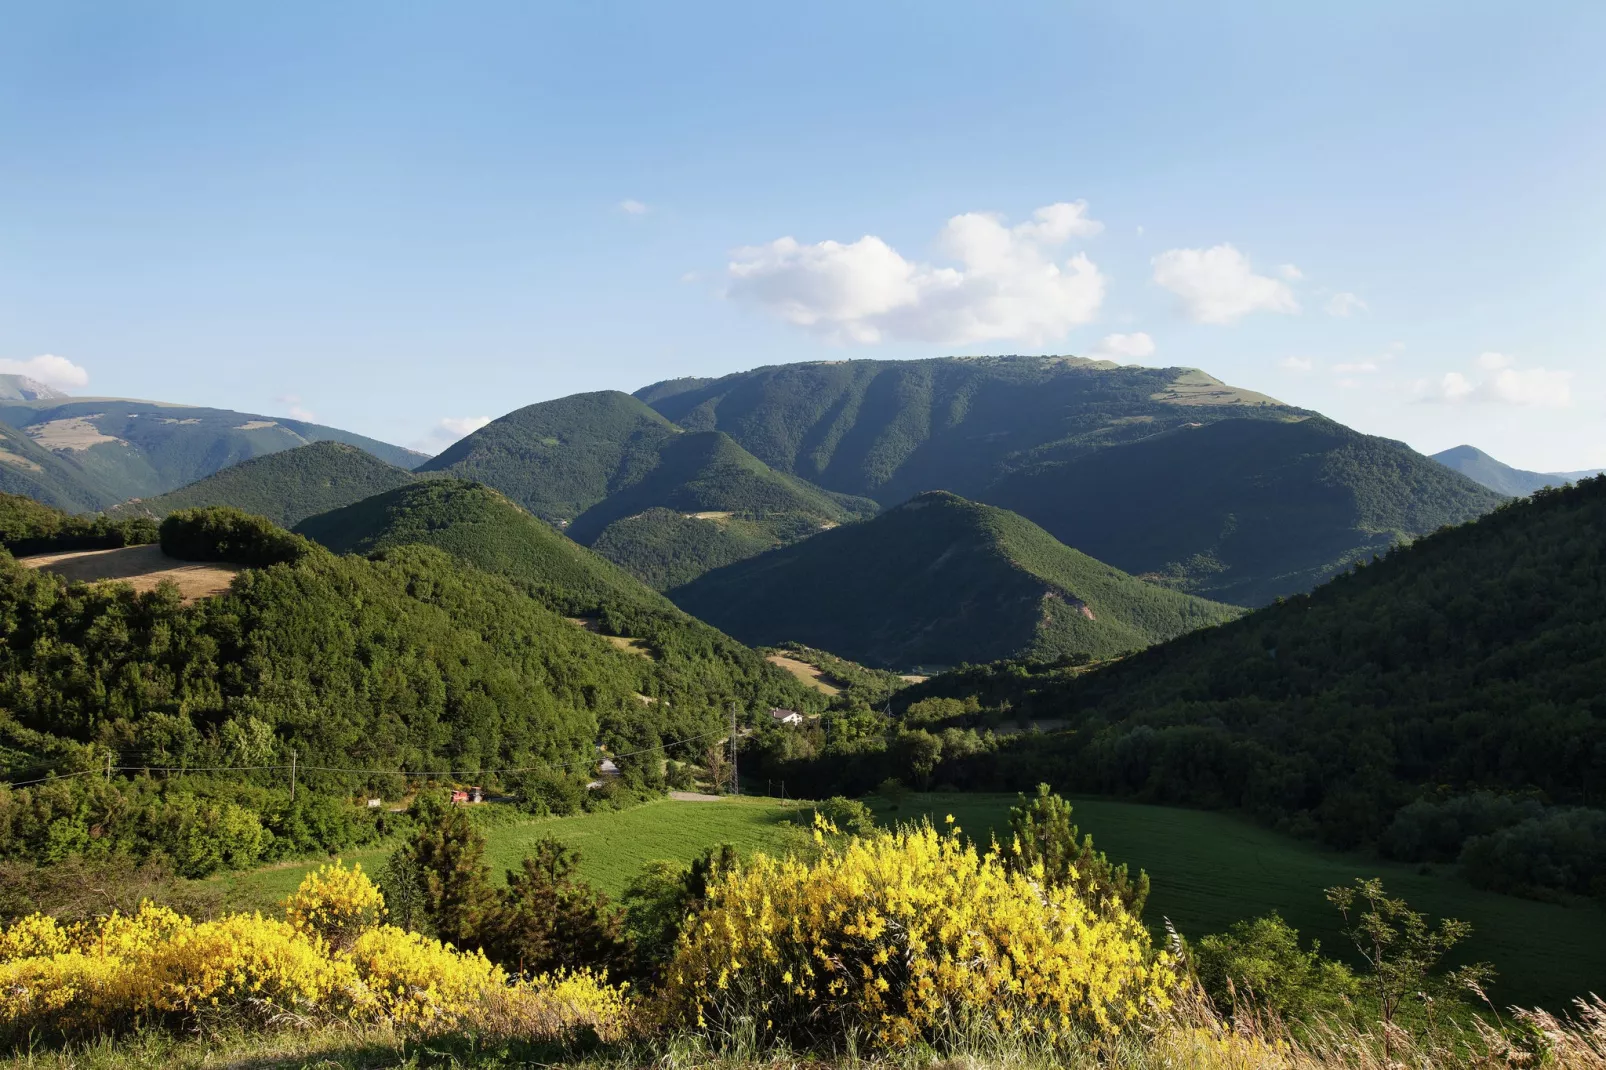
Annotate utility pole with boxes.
[289,749,297,803]
[729,704,739,796]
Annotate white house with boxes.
[768,707,804,726]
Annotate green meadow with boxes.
[221,792,1605,1011]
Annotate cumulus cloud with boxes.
[0,354,89,391]
[1278,264,1304,281]
[725,201,1107,345]
[1089,332,1155,360]
[1326,291,1367,317]
[274,393,318,422]
[415,416,494,454]
[1417,356,1572,408]
[1150,244,1299,324]
[619,199,649,215]
[1279,356,1315,373]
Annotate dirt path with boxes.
[18,544,241,604]
[765,653,842,696]
[668,791,724,802]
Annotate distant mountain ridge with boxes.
[0,375,69,401]
[669,491,1243,670]
[1432,444,1605,498]
[0,396,423,512]
[107,441,418,528]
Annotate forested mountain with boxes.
[416,391,681,523]
[636,356,1288,503]
[295,478,825,712]
[0,420,123,512]
[889,476,1606,893]
[985,417,1507,604]
[0,396,423,511]
[670,491,1241,670]
[1432,444,1604,498]
[106,441,418,528]
[416,394,877,587]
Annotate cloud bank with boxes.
[1151,244,1299,324]
[726,201,1107,345]
[1418,353,1572,408]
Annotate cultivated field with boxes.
[18,544,240,603]
[220,792,1605,1010]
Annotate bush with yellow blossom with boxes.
[660,817,1177,1050]
[0,861,632,1045]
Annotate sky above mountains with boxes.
[3,2,1603,469]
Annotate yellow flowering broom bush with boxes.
[661,819,1177,1050]
[0,861,633,1045]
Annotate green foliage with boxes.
[108,441,416,528]
[589,507,780,590]
[1432,444,1597,497]
[798,796,877,837]
[639,357,1501,606]
[891,478,1606,882]
[1326,878,1493,1043]
[1006,784,1149,919]
[672,491,1241,669]
[987,416,1507,605]
[0,492,157,555]
[480,838,634,978]
[1193,913,1357,1020]
[386,794,498,946]
[771,643,911,707]
[159,506,315,566]
[1457,808,1606,900]
[295,477,829,746]
[416,390,681,523]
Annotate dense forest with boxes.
[106,440,417,528]
[755,478,1606,900]
[0,498,818,877]
[671,491,1241,669]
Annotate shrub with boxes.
[797,795,876,837]
[661,818,1175,1050]
[1007,783,1150,918]
[1458,807,1606,899]
[478,839,635,979]
[159,506,314,567]
[0,862,634,1044]
[1193,912,1357,1020]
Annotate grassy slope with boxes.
[415,391,681,524]
[0,399,423,505]
[983,416,1509,605]
[106,441,417,528]
[220,793,1603,1009]
[670,491,1241,669]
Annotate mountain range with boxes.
[1431,444,1605,498]
[0,391,423,513]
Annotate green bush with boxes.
[1193,912,1356,1020]
[159,506,315,566]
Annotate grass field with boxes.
[221,792,1605,1011]
[18,544,239,602]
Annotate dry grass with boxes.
[17,544,240,604]
[765,654,842,696]
[25,416,124,451]
[565,617,655,659]
[1150,370,1285,407]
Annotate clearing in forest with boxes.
[564,616,654,658]
[18,544,240,603]
[765,653,842,695]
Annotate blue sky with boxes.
[3,1,1602,468]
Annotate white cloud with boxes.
[1279,356,1315,373]
[1089,332,1155,360]
[1333,361,1380,374]
[1150,244,1299,324]
[1325,291,1367,317]
[1417,357,1572,408]
[274,393,317,422]
[0,354,89,391]
[414,416,494,454]
[439,416,493,438]
[1278,264,1304,281]
[619,199,649,215]
[726,201,1107,345]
